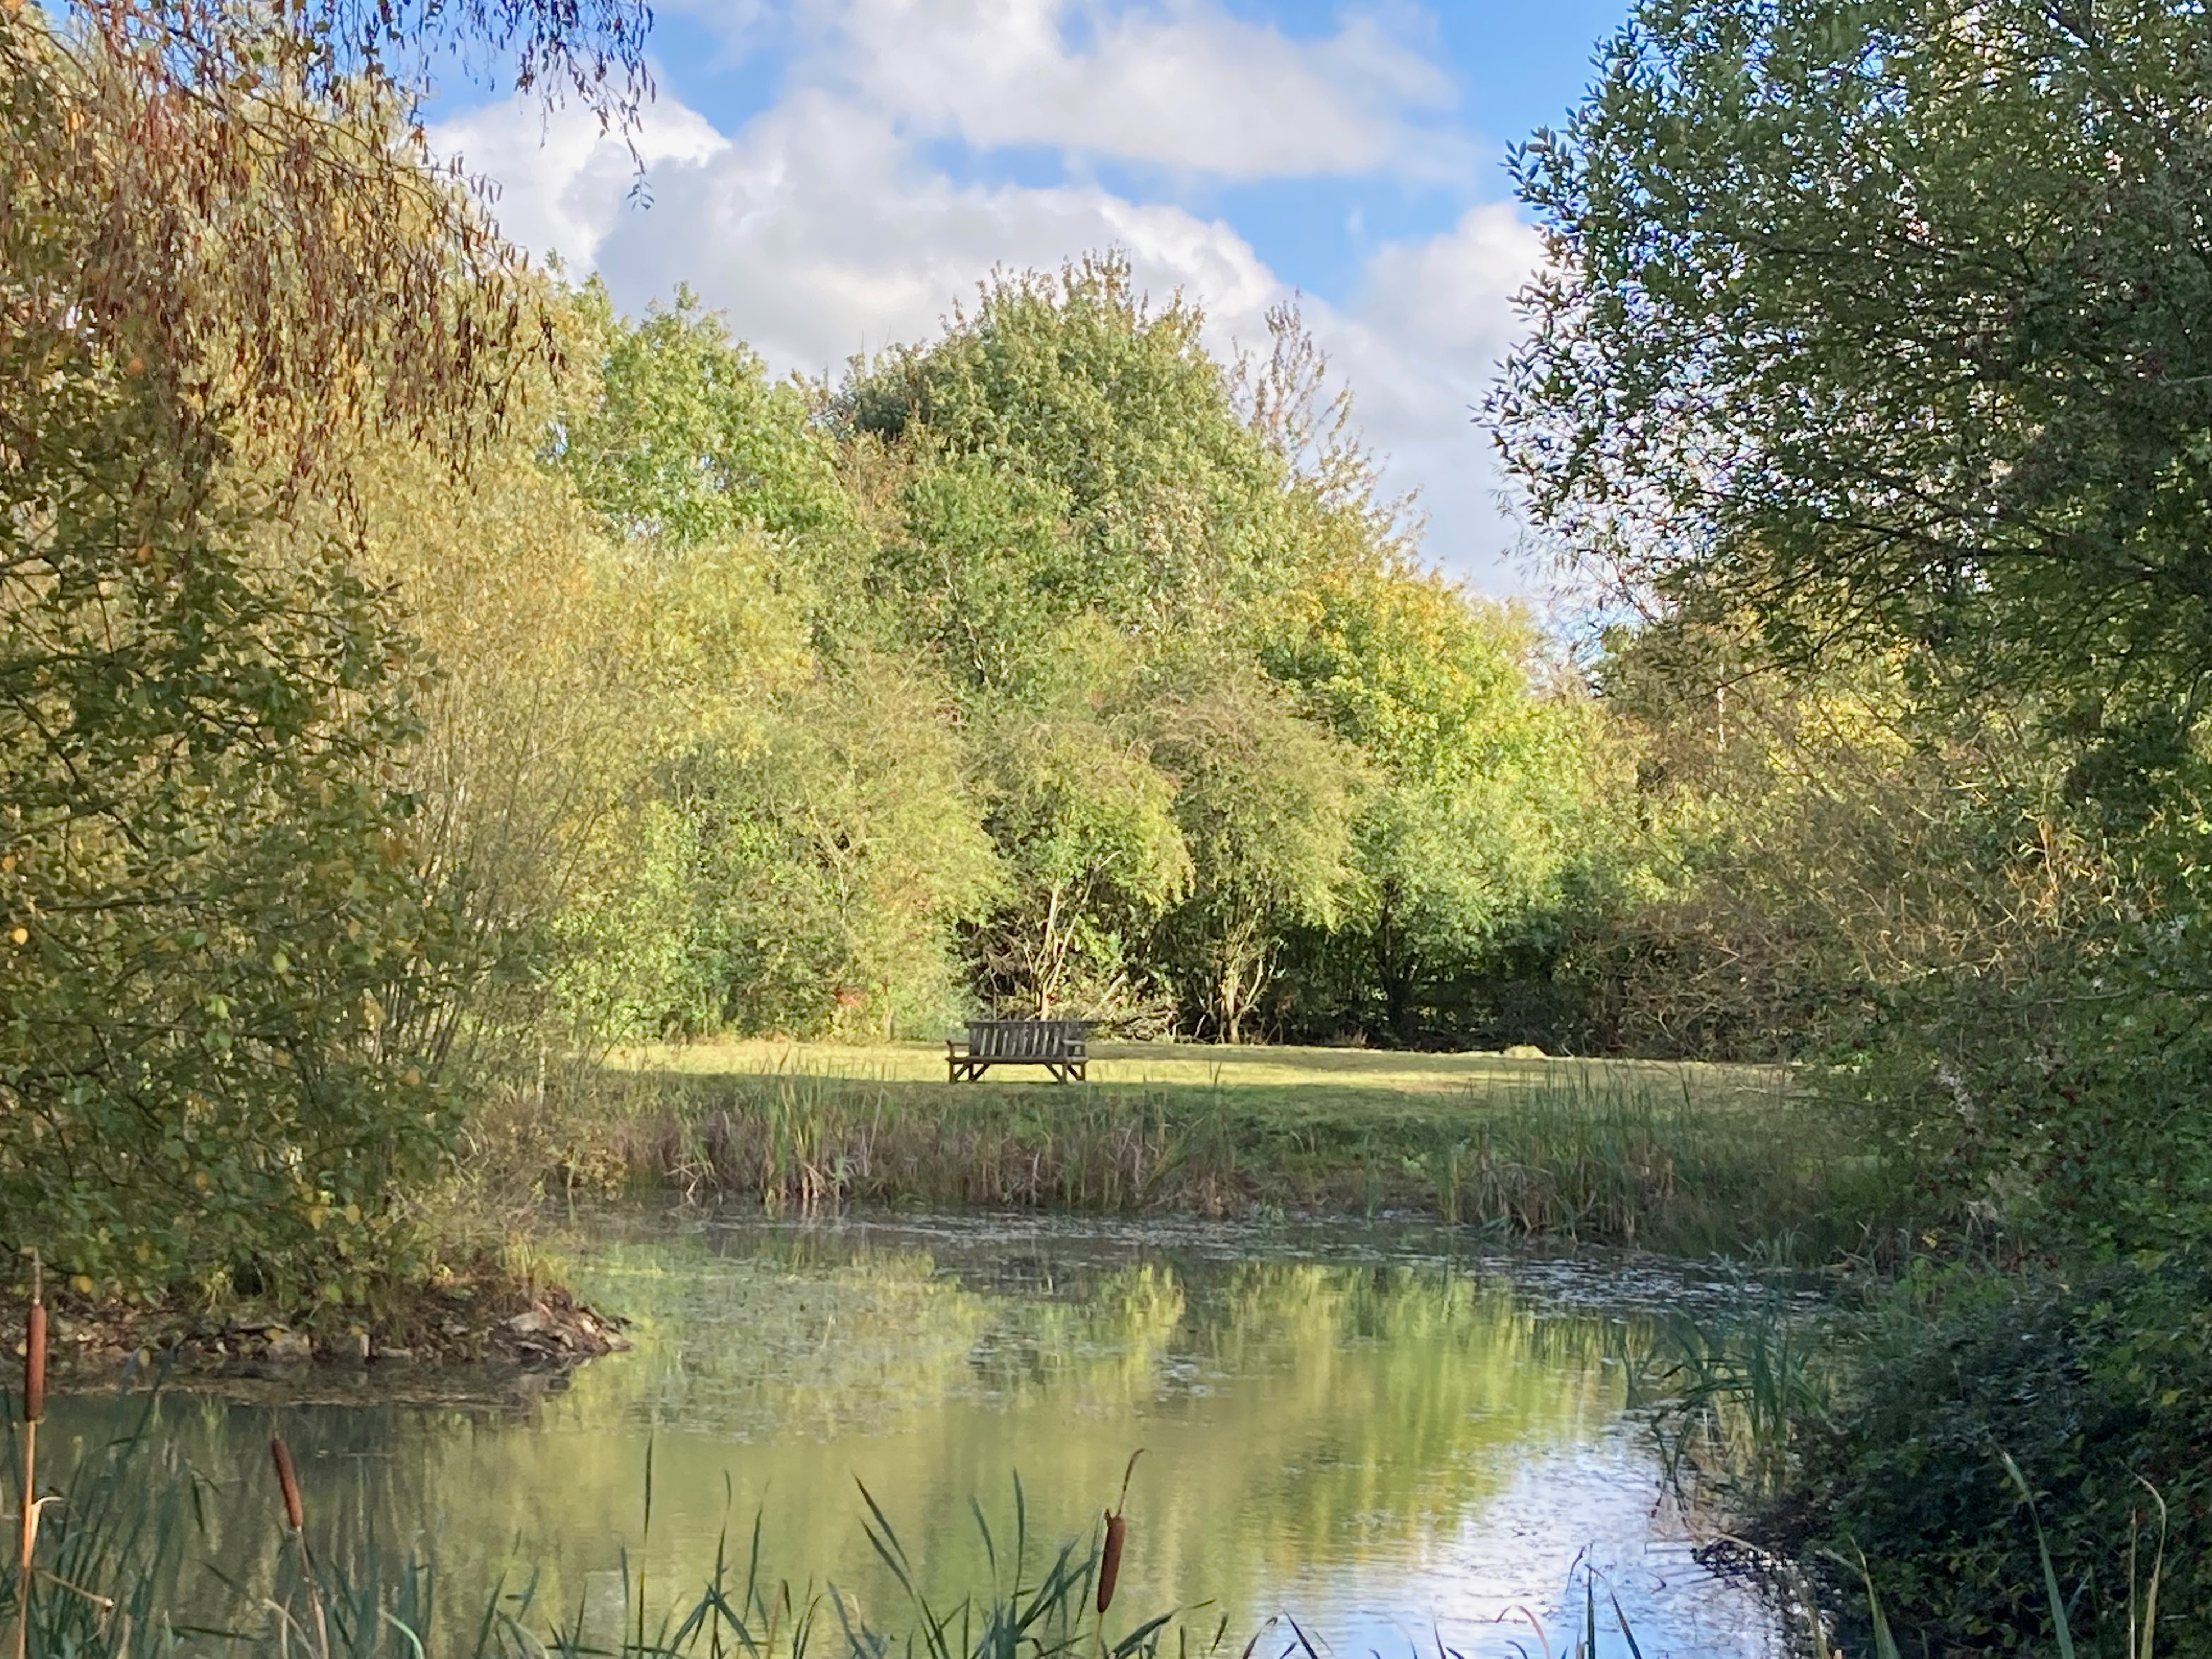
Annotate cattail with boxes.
[14,1255,45,1659]
[1096,1510,1126,1614]
[270,1436,305,1532]
[22,1301,43,1425]
[269,1435,330,1659]
[1096,1447,1143,1617]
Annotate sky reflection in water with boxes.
[54,1207,1788,1658]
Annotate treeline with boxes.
[0,0,2016,1311]
[13,0,1719,1308]
[375,267,1629,1054]
[0,0,1627,1303]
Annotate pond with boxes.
[44,1205,1793,1657]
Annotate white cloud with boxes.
[804,0,1463,180]
[440,88,1280,376]
[430,25,1545,593]
[1316,202,1547,590]
[437,93,729,268]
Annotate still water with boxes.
[51,1206,1789,1657]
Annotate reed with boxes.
[11,1255,41,1659]
[1095,1451,1141,1617]
[1628,1284,1837,1503]
[544,1059,1892,1257]
[270,1436,332,1659]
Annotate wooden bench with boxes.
[946,1019,1092,1083]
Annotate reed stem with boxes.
[270,1437,330,1659]
[13,1253,43,1659]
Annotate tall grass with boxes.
[1625,1283,1838,1504]
[521,1060,1893,1257]
[2,1397,1195,1659]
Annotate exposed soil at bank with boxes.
[5,1277,628,1383]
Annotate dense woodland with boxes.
[5,0,2212,1647]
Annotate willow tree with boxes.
[0,0,646,1297]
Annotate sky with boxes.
[430,0,1634,596]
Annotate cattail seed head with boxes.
[270,1435,305,1532]
[1096,1510,1126,1615]
[22,1301,44,1424]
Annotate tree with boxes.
[0,0,646,1296]
[672,657,1001,1039]
[968,639,1192,1019]
[1265,568,1611,1044]
[840,253,1319,682]
[1497,0,2212,1263]
[1496,0,2212,749]
[554,281,857,553]
[1146,668,1365,1042]
[0,25,478,1296]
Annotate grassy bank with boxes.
[514,1040,1898,1259]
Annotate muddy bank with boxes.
[5,1278,627,1383]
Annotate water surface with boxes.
[52,1206,1787,1657]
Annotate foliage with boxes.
[1500,0,2212,1244]
[0,0,643,1300]
[840,256,1311,667]
[1143,667,1365,1042]
[1498,0,2212,730]
[1796,1256,2211,1655]
[0,0,1621,1317]
[1500,13,2212,1629]
[968,662,1193,1021]
[0,14,511,1302]
[555,281,859,554]
[535,257,1598,1047]
[668,656,1002,1040]
[1267,572,1618,1043]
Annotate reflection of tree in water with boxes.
[36,1215,1662,1655]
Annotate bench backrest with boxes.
[967,1019,1091,1058]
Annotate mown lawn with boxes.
[622,1036,1785,1118]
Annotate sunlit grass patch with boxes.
[619,1036,1779,1113]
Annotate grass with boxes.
[506,1040,1901,1259]
[618,1037,1780,1105]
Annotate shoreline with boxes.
[541,1052,1886,1262]
[5,1277,628,1384]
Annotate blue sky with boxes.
[435,0,1635,594]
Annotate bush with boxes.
[1795,1254,2212,1655]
